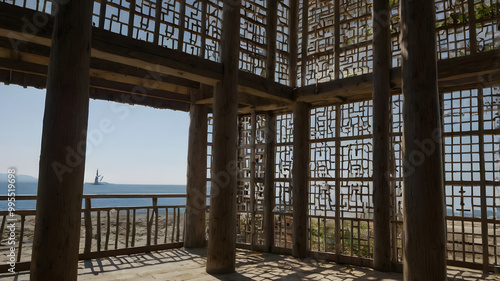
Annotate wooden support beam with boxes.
[200,0,208,59]
[372,0,392,272]
[300,0,309,87]
[128,0,136,38]
[0,3,293,103]
[266,0,278,81]
[184,85,209,248]
[288,0,299,87]
[292,101,310,258]
[153,0,162,45]
[178,0,187,51]
[264,113,276,252]
[401,0,447,279]
[99,0,107,30]
[334,0,340,80]
[206,0,240,274]
[30,1,93,280]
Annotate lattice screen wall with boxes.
[5,0,498,87]
[274,113,294,248]
[218,86,499,269]
[235,114,267,246]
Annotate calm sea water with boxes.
[0,182,193,211]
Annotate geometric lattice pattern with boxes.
[274,113,293,248]
[5,0,500,87]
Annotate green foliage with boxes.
[436,3,499,29]
[309,219,373,258]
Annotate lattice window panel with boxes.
[158,0,181,49]
[306,0,336,85]
[132,0,156,43]
[338,0,373,77]
[183,0,203,56]
[443,90,480,133]
[444,135,482,183]
[441,86,500,266]
[236,115,267,246]
[338,45,373,78]
[93,1,102,27]
[1,0,50,11]
[390,94,404,262]
[435,0,470,59]
[339,100,373,138]
[103,0,132,36]
[447,218,484,263]
[276,0,291,85]
[205,0,222,61]
[297,0,304,87]
[483,86,500,131]
[339,0,373,48]
[475,0,500,52]
[274,113,293,248]
[239,0,267,76]
[446,185,482,218]
[390,0,401,68]
[236,116,252,244]
[207,114,213,184]
[340,218,373,257]
[483,86,500,265]
[309,106,337,252]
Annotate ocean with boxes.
[0,182,193,211]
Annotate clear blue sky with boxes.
[0,84,189,185]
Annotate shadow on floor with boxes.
[1,249,499,280]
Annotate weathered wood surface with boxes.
[30,1,93,280]
[372,0,392,272]
[185,85,209,248]
[292,101,310,258]
[401,0,447,279]
[206,0,241,274]
[0,2,292,105]
[264,113,276,252]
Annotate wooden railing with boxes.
[0,194,191,273]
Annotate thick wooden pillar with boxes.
[206,0,240,274]
[263,113,276,252]
[372,0,392,272]
[401,0,447,279]
[184,85,209,248]
[292,101,310,258]
[30,1,93,280]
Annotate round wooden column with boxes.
[401,0,447,279]
[292,101,310,258]
[372,0,392,272]
[30,1,93,280]
[206,0,241,274]
[184,86,208,248]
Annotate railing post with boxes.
[84,198,92,254]
[154,197,159,244]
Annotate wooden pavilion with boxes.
[0,0,499,280]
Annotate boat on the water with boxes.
[93,169,104,185]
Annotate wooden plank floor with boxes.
[1,248,498,280]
